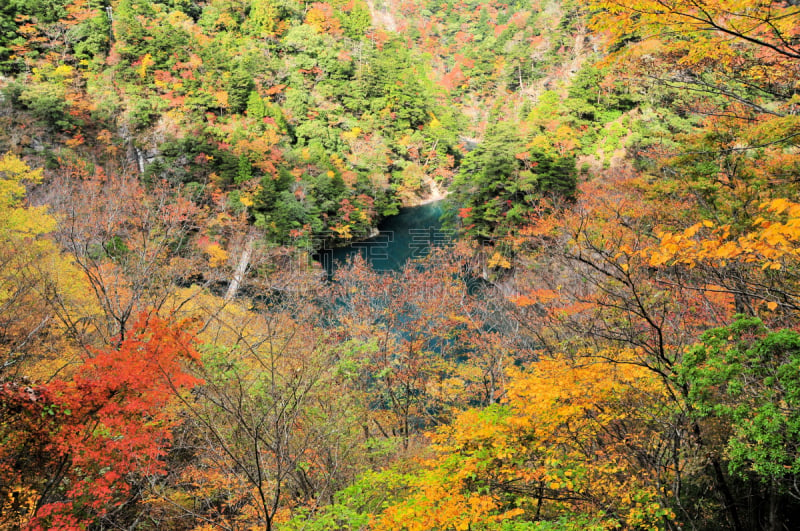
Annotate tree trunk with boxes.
[226,234,255,301]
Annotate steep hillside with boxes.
[1,0,800,529]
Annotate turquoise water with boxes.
[317,200,449,274]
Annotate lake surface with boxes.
[317,200,448,275]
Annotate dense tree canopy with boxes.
[0,0,799,528]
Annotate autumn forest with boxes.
[1,0,799,528]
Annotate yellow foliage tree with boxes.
[643,198,800,313]
[591,0,800,66]
[376,352,675,529]
[0,153,89,379]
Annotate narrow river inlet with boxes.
[317,200,446,275]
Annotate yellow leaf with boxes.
[488,252,511,269]
[205,243,229,268]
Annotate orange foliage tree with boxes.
[0,313,201,529]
